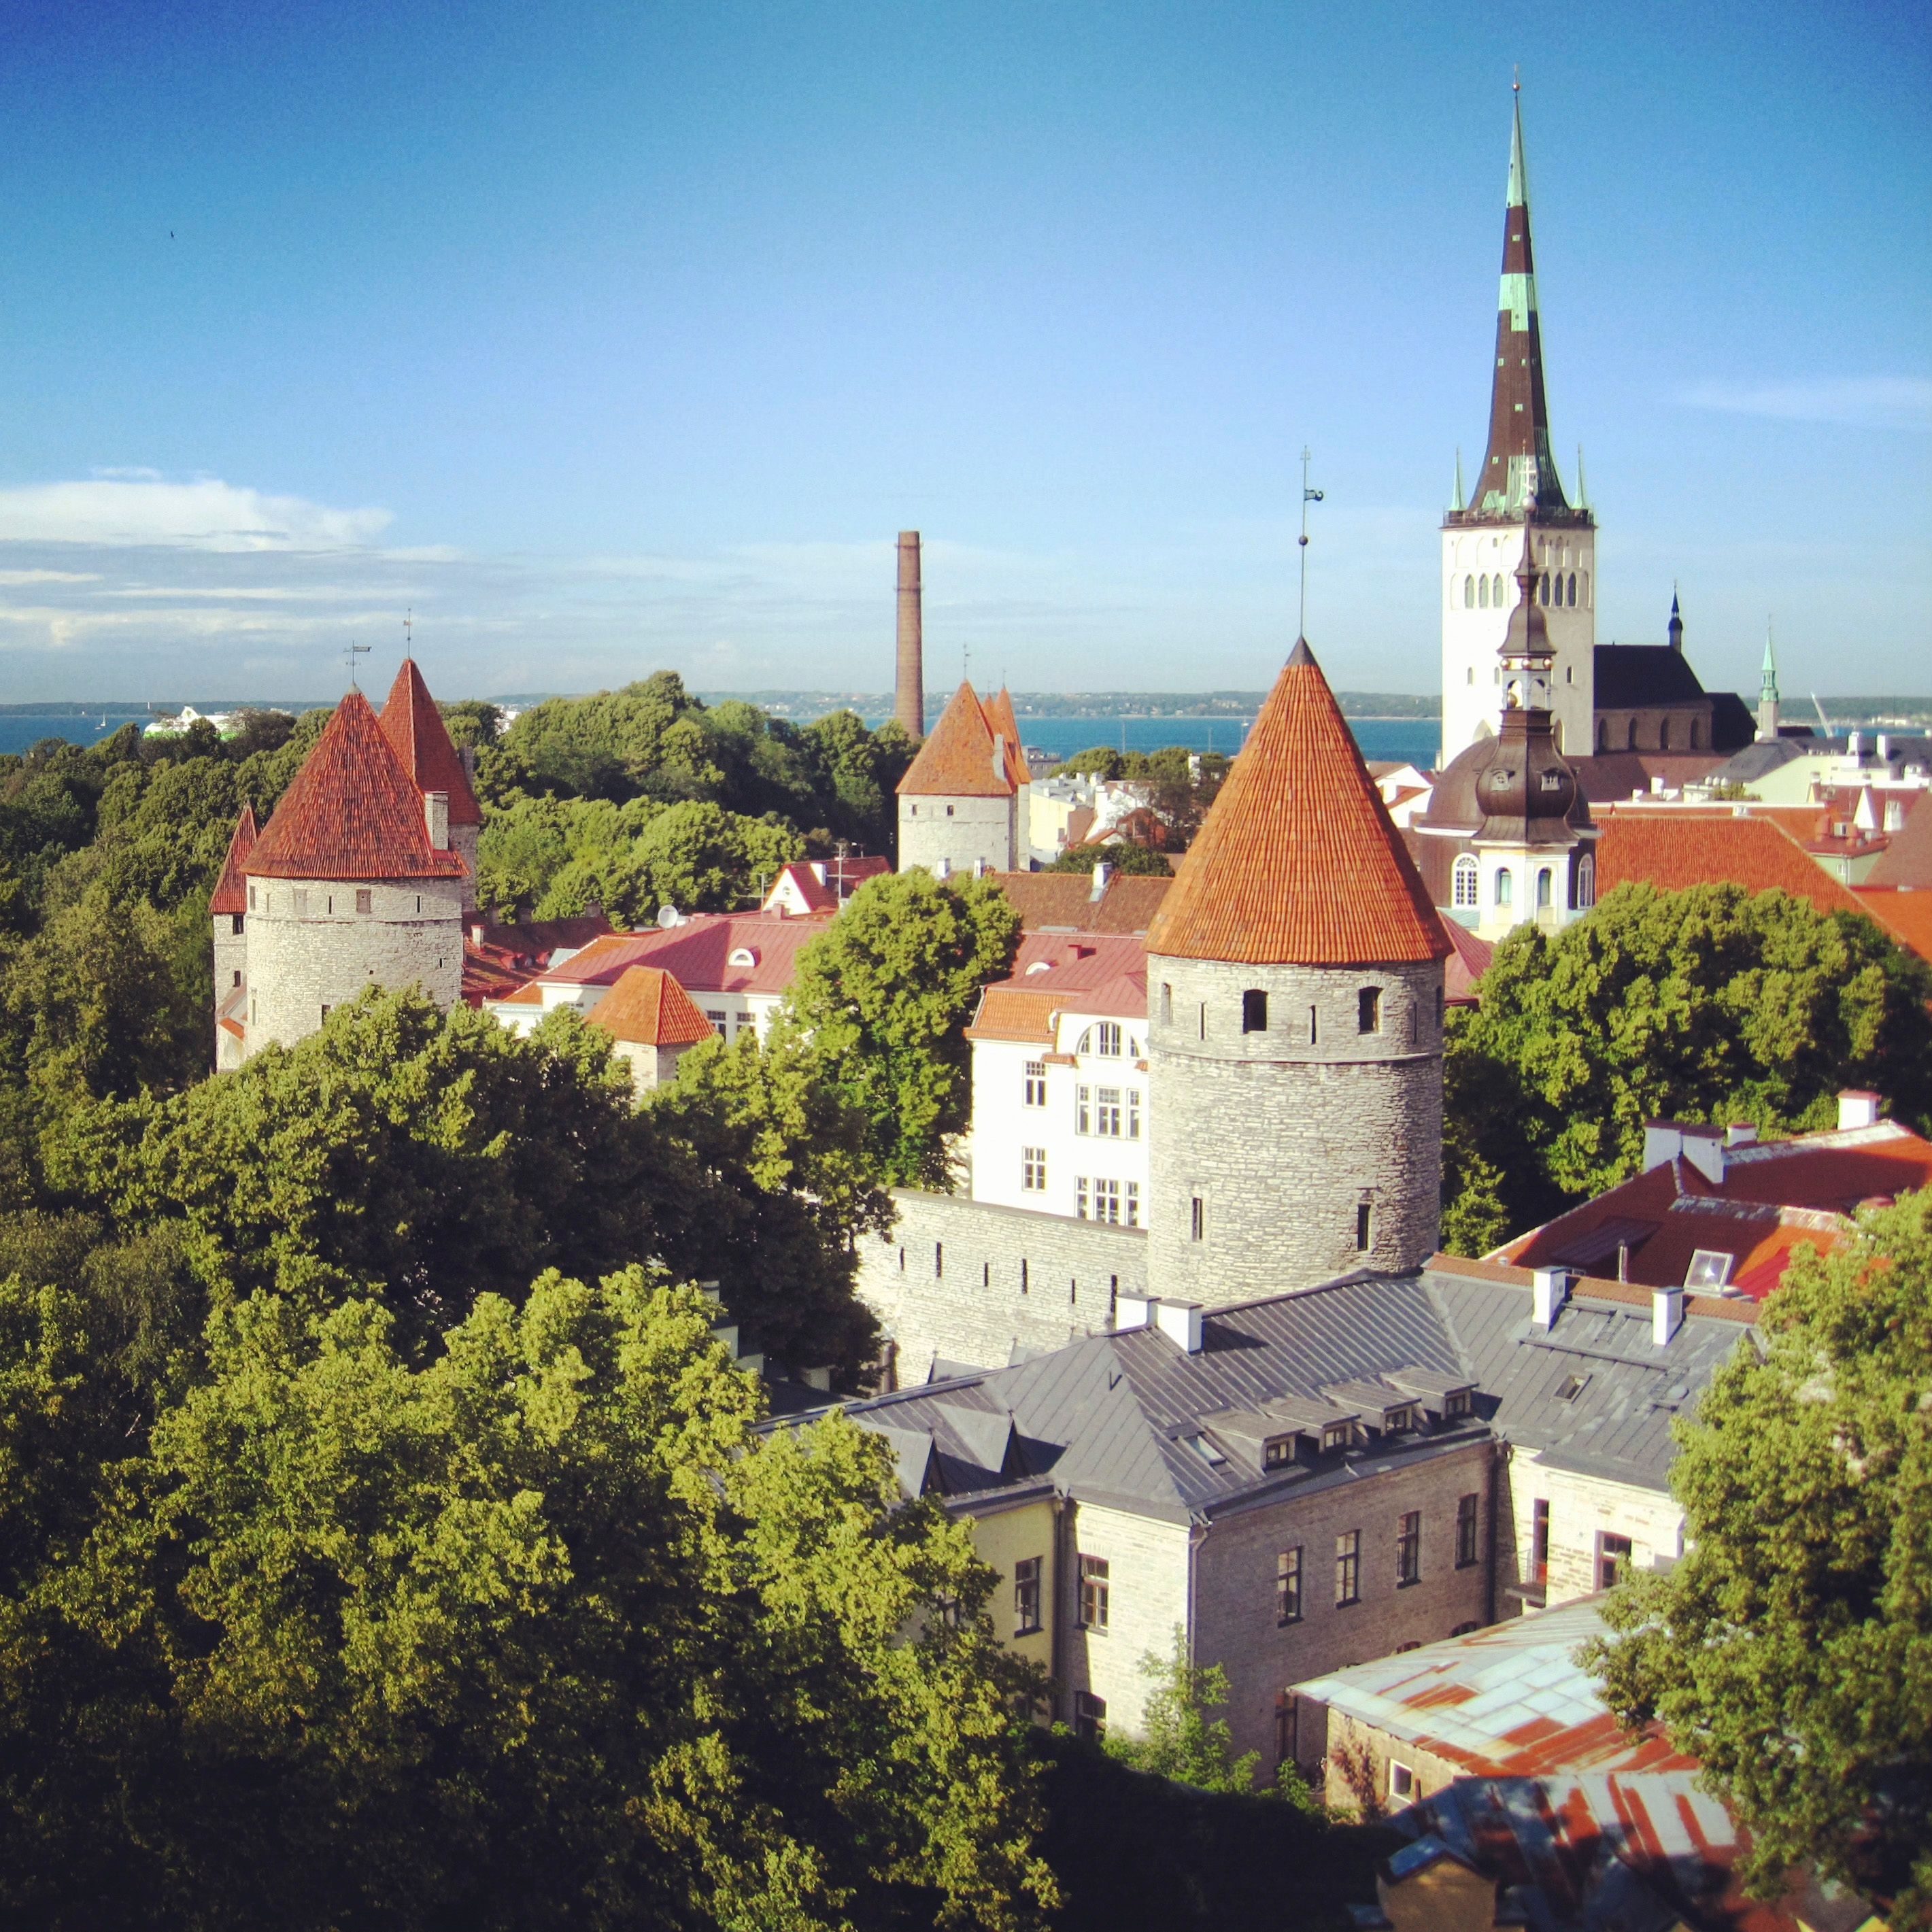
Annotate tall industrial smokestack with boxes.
[895,530,924,739]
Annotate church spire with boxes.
[1468,86,1574,522]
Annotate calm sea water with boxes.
[0,707,1442,771]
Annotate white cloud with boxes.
[0,475,394,552]
[1679,375,1932,432]
[0,568,101,585]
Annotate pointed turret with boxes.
[1451,450,1466,514]
[896,681,1022,874]
[379,659,481,828]
[1145,638,1448,966]
[210,804,258,917]
[1757,624,1782,743]
[1667,592,1684,654]
[1470,90,1570,520]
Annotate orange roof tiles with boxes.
[981,685,1028,788]
[209,804,258,915]
[379,659,482,827]
[987,871,1173,935]
[1145,639,1451,966]
[1594,813,1869,920]
[1857,886,1932,962]
[897,681,1019,798]
[245,691,468,883]
[964,988,1065,1045]
[1866,790,1932,888]
[586,965,717,1048]
[1442,920,1493,1006]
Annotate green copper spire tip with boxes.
[1451,448,1465,513]
[1761,624,1780,696]
[1508,86,1528,209]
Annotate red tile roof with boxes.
[586,965,717,1048]
[1145,640,1451,965]
[966,931,1149,1040]
[897,682,1019,798]
[1857,886,1932,962]
[1442,921,1493,1006]
[378,658,481,827]
[1595,812,1869,919]
[245,690,467,883]
[1865,787,1932,888]
[987,870,1173,934]
[981,685,1028,789]
[1502,1119,1932,1298]
[520,913,820,998]
[209,805,258,915]
[766,862,839,914]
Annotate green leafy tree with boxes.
[1584,1190,1932,1915]
[1104,1631,1265,1797]
[1042,840,1172,876]
[1444,883,1932,1244]
[0,1270,1057,1929]
[437,698,503,751]
[785,870,1020,1188]
[1057,747,1125,780]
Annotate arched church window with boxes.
[1492,573,1506,606]
[1659,719,1670,751]
[1453,855,1479,908]
[1477,576,1489,609]
[1580,572,1590,606]
[1495,869,1513,909]
[1463,575,1475,607]
[1597,719,1609,752]
[1691,719,1701,749]
[1536,868,1553,910]
[1576,855,1596,908]
[1567,572,1578,607]
[1627,719,1639,751]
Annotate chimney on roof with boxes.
[1837,1089,1882,1130]
[1725,1122,1757,1147]
[1152,1298,1204,1354]
[992,732,1007,784]
[1679,1125,1725,1187]
[1876,733,1891,762]
[1531,1266,1573,1330]
[1090,860,1112,902]
[1653,1285,1684,1346]
[1115,1291,1153,1332]
[1884,797,1905,832]
[895,531,924,739]
[425,790,450,851]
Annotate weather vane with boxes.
[403,608,413,656]
[1298,446,1325,641]
[345,639,370,689]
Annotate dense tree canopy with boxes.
[1041,840,1172,876]
[1442,883,1932,1250]
[0,1266,1057,1930]
[785,870,1020,1189]
[1585,1190,1932,1915]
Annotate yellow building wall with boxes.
[957,1493,1059,1682]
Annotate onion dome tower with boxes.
[895,681,1026,877]
[1415,528,1597,938]
[379,658,484,915]
[240,690,468,1058]
[1440,87,1595,768]
[209,804,258,1070]
[1145,638,1452,1303]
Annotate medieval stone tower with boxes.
[896,680,1026,876]
[1440,89,1596,767]
[1145,639,1451,1303]
[238,689,467,1057]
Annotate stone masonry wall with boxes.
[244,876,463,1057]
[898,792,1014,876]
[856,1189,1147,1379]
[452,822,479,915]
[1060,1502,1193,1740]
[1191,1439,1496,1769]
[1496,1446,1683,1611]
[1146,955,1444,1304]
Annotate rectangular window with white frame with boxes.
[1091,1178,1122,1224]
[1079,1555,1110,1629]
[1023,1060,1047,1106]
[1276,1547,1303,1625]
[1096,1021,1121,1057]
[1125,1181,1140,1228]
[1127,1089,1141,1139]
[1075,1085,1091,1134]
[1021,1147,1047,1193]
[1013,1557,1042,1635]
[1075,1177,1089,1220]
[1094,1087,1122,1136]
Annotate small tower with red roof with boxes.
[209,804,258,1070]
[896,681,1027,876]
[379,658,484,914]
[238,690,468,1057]
[1145,638,1452,1301]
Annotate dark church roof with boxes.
[1592,645,1709,709]
[1708,692,1757,753]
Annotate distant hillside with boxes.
[691,690,1442,722]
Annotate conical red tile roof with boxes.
[245,690,467,882]
[983,685,1028,788]
[1146,639,1450,966]
[896,681,1017,798]
[378,658,481,827]
[209,804,258,915]
[586,965,717,1048]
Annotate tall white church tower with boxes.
[1440,90,1596,768]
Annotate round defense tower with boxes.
[1145,638,1451,1304]
[241,689,469,1060]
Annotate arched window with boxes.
[1576,854,1596,908]
[1492,573,1506,606]
[1453,855,1479,907]
[1536,868,1553,909]
[1567,571,1578,607]
[1659,718,1670,751]
[1495,868,1513,909]
[1627,719,1639,751]
[1466,666,1474,685]
[1690,719,1701,749]
[1477,575,1489,609]
[1357,987,1382,1034]
[1597,719,1609,752]
[1159,983,1172,1023]
[1538,571,1550,606]
[1463,575,1475,607]
[1242,989,1268,1034]
[1580,571,1590,606]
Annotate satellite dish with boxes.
[657,904,681,929]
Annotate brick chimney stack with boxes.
[895,530,924,739]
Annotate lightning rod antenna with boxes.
[1298,446,1325,641]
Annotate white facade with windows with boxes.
[966,1006,1151,1225]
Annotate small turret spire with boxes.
[1756,619,1782,743]
[1507,78,1528,209]
[1451,448,1466,513]
[1668,588,1683,654]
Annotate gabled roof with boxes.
[897,682,1019,798]
[1865,788,1932,888]
[245,691,467,882]
[1595,812,1871,921]
[1592,644,1710,708]
[586,965,717,1048]
[981,686,1028,789]
[1857,886,1932,963]
[378,659,482,827]
[966,932,1150,1040]
[509,913,820,999]
[1145,639,1451,965]
[987,870,1173,935]
[209,805,258,915]
[1442,920,1493,1006]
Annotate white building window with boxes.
[1021,1147,1047,1192]
[1125,1181,1140,1228]
[1389,1762,1416,1802]
[1127,1089,1141,1140]
[1091,1179,1123,1223]
[1576,854,1596,908]
[1495,868,1513,909]
[705,1009,728,1037]
[1094,1087,1123,1137]
[1075,1177,1089,1219]
[1536,868,1553,909]
[1453,855,1478,907]
[1075,1085,1091,1134]
[1023,1061,1047,1106]
[1096,1021,1121,1057]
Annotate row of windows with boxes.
[1529,1496,1633,1591]
[1075,1176,1139,1225]
[1596,715,1703,752]
[1451,853,1596,913]
[1075,1084,1141,1138]
[1276,1495,1482,1623]
[1456,569,1589,610]
[1074,1021,1140,1058]
[1158,983,1442,1041]
[1185,1194,1376,1251]
[906,1244,1111,1312]
[250,885,379,916]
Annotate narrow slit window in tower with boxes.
[1242,989,1268,1033]
[1308,1004,1319,1045]
[1356,1202,1372,1251]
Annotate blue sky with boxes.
[0,0,1925,702]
